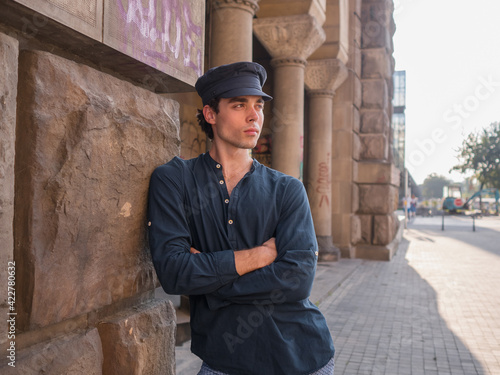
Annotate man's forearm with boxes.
[190,238,277,276]
[234,240,276,275]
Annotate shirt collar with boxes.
[203,152,258,174]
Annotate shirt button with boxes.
[219,180,224,185]
[216,164,221,169]
[147,221,152,227]
[228,219,234,225]
[315,251,319,257]
[225,199,229,204]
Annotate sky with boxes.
[392,0,500,185]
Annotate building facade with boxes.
[0,0,401,372]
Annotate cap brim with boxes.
[219,87,273,101]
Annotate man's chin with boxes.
[237,141,259,150]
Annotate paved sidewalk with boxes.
[176,215,500,374]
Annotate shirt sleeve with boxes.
[205,178,318,310]
[148,159,239,296]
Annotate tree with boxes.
[421,173,452,199]
[452,122,500,189]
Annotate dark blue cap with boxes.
[195,62,273,106]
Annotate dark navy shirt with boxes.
[148,153,334,375]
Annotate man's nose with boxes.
[248,106,259,122]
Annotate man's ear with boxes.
[203,105,216,125]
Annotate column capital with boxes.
[253,14,326,62]
[305,59,348,96]
[212,0,260,15]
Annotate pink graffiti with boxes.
[316,153,331,208]
[117,0,202,76]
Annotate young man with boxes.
[148,62,335,374]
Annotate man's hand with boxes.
[190,239,277,276]
[234,237,277,276]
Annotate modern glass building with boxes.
[392,70,406,172]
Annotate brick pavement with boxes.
[324,215,500,375]
[176,215,500,374]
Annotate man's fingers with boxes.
[190,247,201,254]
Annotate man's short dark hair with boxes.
[196,98,220,140]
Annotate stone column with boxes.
[209,0,260,67]
[305,59,347,261]
[254,15,325,179]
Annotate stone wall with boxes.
[353,0,400,260]
[0,34,178,373]
[0,32,18,345]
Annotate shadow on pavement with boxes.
[407,216,500,258]
[325,237,487,375]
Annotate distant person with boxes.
[410,194,418,218]
[147,62,335,374]
[404,196,411,218]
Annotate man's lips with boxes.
[244,128,259,135]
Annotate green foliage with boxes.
[421,173,452,199]
[452,122,500,189]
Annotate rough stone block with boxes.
[350,214,361,245]
[362,22,391,49]
[353,106,360,133]
[358,184,397,215]
[361,78,388,109]
[360,134,388,160]
[361,48,392,79]
[356,161,400,185]
[2,329,102,374]
[352,132,361,160]
[98,299,176,375]
[352,182,359,213]
[15,50,180,330]
[360,2,392,49]
[358,214,372,244]
[0,32,18,343]
[360,109,389,134]
[373,214,398,246]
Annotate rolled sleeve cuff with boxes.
[215,250,238,286]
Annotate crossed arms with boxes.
[147,163,318,308]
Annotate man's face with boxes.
[204,95,265,150]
